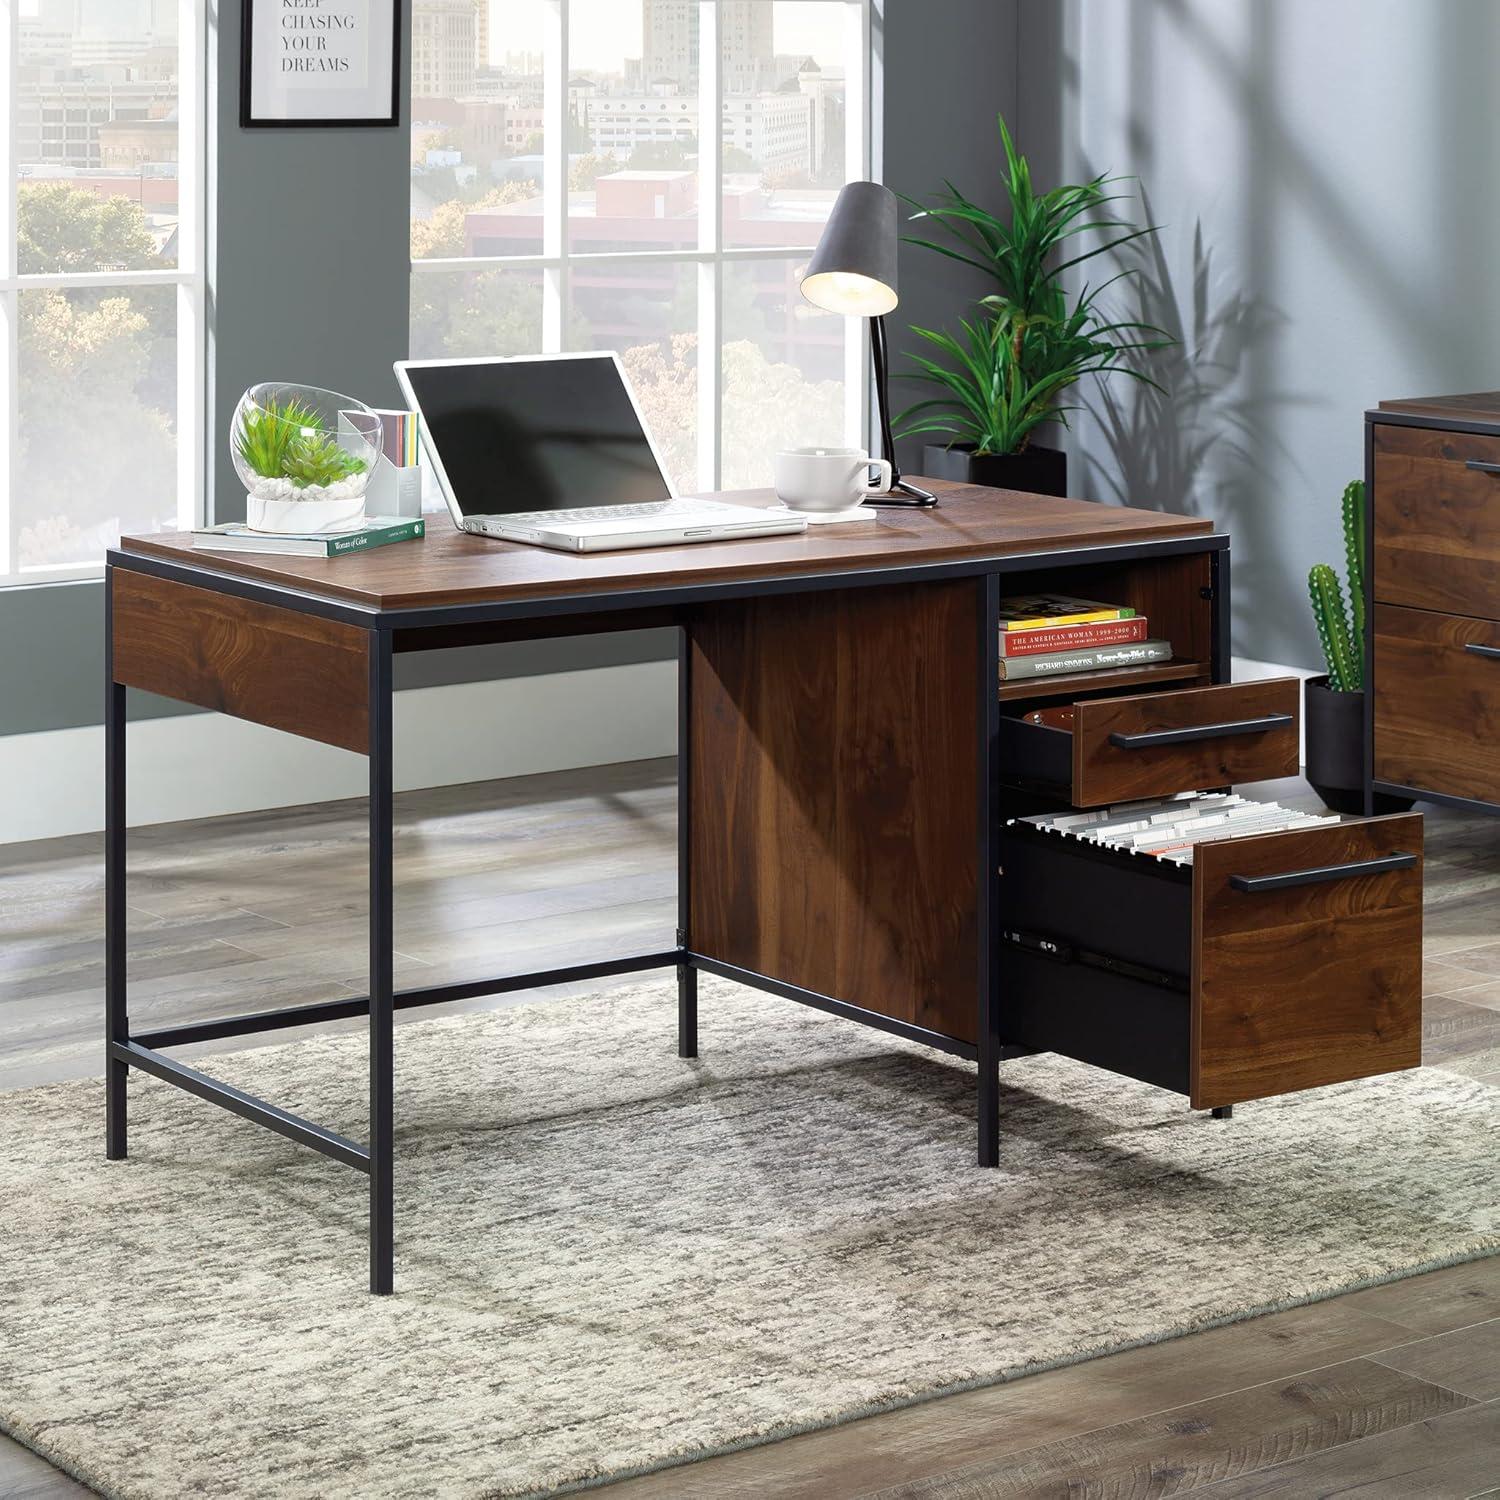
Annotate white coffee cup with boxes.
[773,447,894,513]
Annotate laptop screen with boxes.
[400,355,672,517]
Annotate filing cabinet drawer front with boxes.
[1373,603,1500,803]
[1191,814,1423,1111]
[1070,679,1299,807]
[1373,423,1500,615]
[998,810,1422,1111]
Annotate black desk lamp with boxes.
[799,181,936,507]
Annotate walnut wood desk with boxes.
[106,482,1423,1294]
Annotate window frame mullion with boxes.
[542,0,566,353]
[1,0,15,579]
[843,0,871,454]
[695,0,721,492]
[177,0,207,533]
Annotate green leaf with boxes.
[1053,224,1165,276]
[897,235,995,279]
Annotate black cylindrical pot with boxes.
[1303,675,1414,814]
[921,442,1068,497]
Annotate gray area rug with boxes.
[2,976,1497,1499]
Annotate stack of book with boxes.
[997,593,1172,681]
[192,515,424,558]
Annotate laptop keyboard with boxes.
[496,500,718,525]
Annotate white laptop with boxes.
[393,352,807,552]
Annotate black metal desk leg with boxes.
[369,632,395,1295]
[977,573,1001,1167]
[677,624,698,1058]
[105,573,127,1160]
[677,965,698,1057]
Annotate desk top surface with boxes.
[1374,391,1500,429]
[118,481,1217,614]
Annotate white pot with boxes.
[245,491,367,534]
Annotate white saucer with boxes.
[768,502,879,525]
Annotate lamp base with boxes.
[865,477,937,508]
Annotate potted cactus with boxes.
[1305,480,1412,814]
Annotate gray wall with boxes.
[875,1,1019,476]
[1016,0,1500,669]
[0,1,1020,740]
[209,0,412,522]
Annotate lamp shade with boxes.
[799,180,899,318]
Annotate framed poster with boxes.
[241,0,400,128]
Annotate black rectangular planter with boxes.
[922,442,1068,497]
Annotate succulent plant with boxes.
[1308,480,1366,691]
[282,431,367,489]
[234,391,367,489]
[233,393,319,480]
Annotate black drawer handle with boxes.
[1108,712,1293,750]
[1229,851,1417,894]
[1464,459,1500,475]
[1464,642,1500,661]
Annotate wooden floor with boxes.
[2,760,1498,1498]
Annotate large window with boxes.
[410,0,868,492]
[1,0,204,586]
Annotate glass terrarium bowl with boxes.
[231,383,383,534]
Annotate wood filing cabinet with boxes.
[993,549,1423,1113]
[1367,394,1500,812]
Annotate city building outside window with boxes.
[410,0,868,493]
[2,0,204,586]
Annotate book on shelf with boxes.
[996,638,1173,681]
[997,616,1149,657]
[191,516,424,558]
[997,593,1136,632]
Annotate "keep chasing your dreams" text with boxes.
[280,0,358,73]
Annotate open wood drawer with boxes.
[996,679,1300,807]
[996,811,1423,1109]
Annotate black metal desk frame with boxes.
[104,532,1229,1294]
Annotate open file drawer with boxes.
[996,810,1424,1110]
[996,679,1300,807]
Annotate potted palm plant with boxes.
[898,117,1170,495]
[1305,479,1412,814]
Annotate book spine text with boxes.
[997,639,1172,681]
[998,618,1150,657]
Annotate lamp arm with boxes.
[869,316,936,507]
[872,315,899,481]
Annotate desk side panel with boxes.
[111,568,371,753]
[688,580,979,1042]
